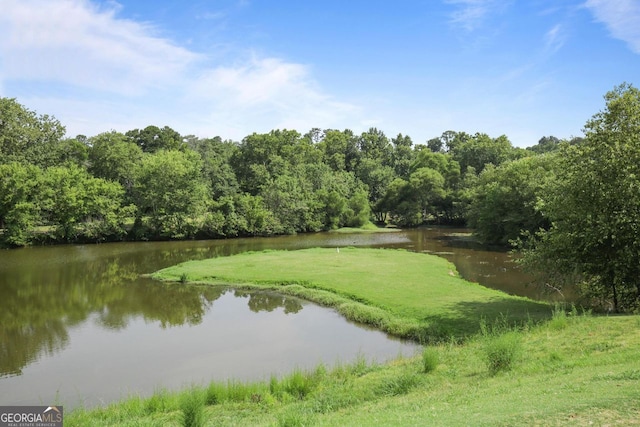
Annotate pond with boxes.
[0,227,556,409]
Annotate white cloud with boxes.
[445,0,511,31]
[544,24,566,54]
[0,0,199,95]
[0,0,363,139]
[184,57,362,139]
[585,0,640,54]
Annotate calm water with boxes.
[0,228,553,409]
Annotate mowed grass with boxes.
[67,314,640,426]
[152,247,551,338]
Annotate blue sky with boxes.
[1,0,639,147]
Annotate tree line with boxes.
[1,83,639,311]
[0,97,541,246]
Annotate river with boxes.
[0,227,554,409]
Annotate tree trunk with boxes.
[610,274,619,313]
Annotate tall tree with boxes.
[0,97,66,167]
[231,130,308,195]
[187,136,240,199]
[521,83,640,312]
[391,133,414,179]
[468,155,557,246]
[451,133,514,174]
[88,131,143,195]
[40,164,130,241]
[126,125,184,153]
[318,129,360,172]
[0,162,43,246]
[132,150,209,238]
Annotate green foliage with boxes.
[88,131,143,193]
[0,162,43,246]
[40,164,130,242]
[526,135,561,154]
[467,154,557,246]
[126,125,184,153]
[318,129,359,172]
[521,83,640,312]
[133,149,208,239]
[5,94,614,249]
[0,97,66,167]
[187,136,240,198]
[450,132,514,174]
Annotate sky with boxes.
[1,0,639,147]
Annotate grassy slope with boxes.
[67,248,640,425]
[67,315,640,426]
[152,247,551,337]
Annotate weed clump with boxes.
[422,347,439,373]
[478,318,523,375]
[179,388,205,427]
[481,331,522,375]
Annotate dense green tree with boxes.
[261,173,318,234]
[442,130,471,153]
[378,167,445,227]
[356,157,395,222]
[40,164,130,241]
[521,84,640,311]
[358,127,392,166]
[317,169,370,229]
[0,162,43,246]
[188,136,240,198]
[426,137,444,153]
[391,133,414,179]
[318,129,360,172]
[409,167,446,221]
[451,133,514,174]
[468,155,557,246]
[88,131,143,195]
[132,150,209,238]
[410,150,463,222]
[527,136,561,154]
[0,97,66,167]
[231,130,310,195]
[126,125,184,153]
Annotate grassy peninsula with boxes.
[152,247,551,339]
[67,248,640,426]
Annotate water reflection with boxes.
[234,290,304,314]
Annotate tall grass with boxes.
[206,379,267,405]
[422,347,439,373]
[179,388,205,427]
[478,319,523,375]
